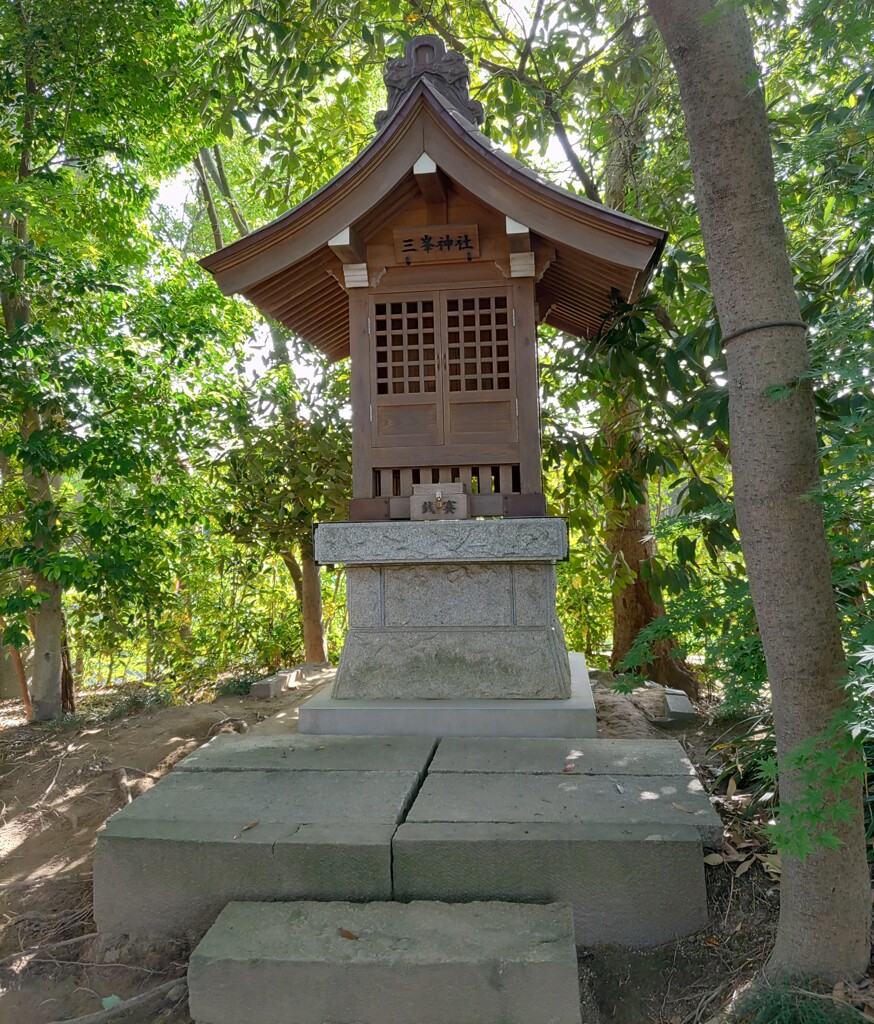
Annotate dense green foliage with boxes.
[0,3,871,871]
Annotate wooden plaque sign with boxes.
[393,224,480,265]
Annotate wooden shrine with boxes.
[201,36,666,521]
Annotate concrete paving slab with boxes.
[665,688,698,722]
[176,733,436,776]
[406,772,722,848]
[94,819,393,938]
[393,822,708,947]
[298,653,595,737]
[429,737,696,776]
[188,900,582,1024]
[112,769,421,825]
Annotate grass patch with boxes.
[728,985,866,1024]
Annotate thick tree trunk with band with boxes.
[646,0,869,979]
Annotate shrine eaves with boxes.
[200,35,667,521]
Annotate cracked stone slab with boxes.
[188,900,582,1024]
[406,771,722,848]
[110,769,421,825]
[176,733,436,776]
[429,737,697,777]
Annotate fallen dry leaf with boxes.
[233,820,260,839]
[671,802,695,814]
[338,928,359,940]
[735,857,755,877]
[703,853,725,866]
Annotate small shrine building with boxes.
[201,36,666,522]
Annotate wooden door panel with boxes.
[443,289,518,445]
[371,295,444,448]
[375,402,440,438]
[448,399,514,439]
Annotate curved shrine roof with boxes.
[200,78,666,360]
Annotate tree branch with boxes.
[547,104,602,203]
[559,13,642,93]
[193,152,224,249]
[517,0,546,77]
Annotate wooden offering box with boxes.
[201,36,666,521]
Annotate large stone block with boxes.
[111,769,422,825]
[429,736,697,777]
[94,819,393,938]
[177,733,436,776]
[406,771,723,848]
[332,625,571,700]
[392,822,708,947]
[314,518,569,565]
[298,657,596,738]
[188,900,583,1024]
[93,767,421,938]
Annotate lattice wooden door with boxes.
[443,289,518,446]
[370,295,444,449]
[369,285,518,470]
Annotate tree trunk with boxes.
[596,91,699,698]
[60,612,75,714]
[299,535,328,664]
[281,551,304,603]
[607,492,699,698]
[0,615,32,721]
[29,573,64,720]
[647,0,870,980]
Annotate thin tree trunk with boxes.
[193,152,223,250]
[281,551,304,603]
[0,616,32,721]
[60,613,74,714]
[299,535,327,664]
[647,0,870,980]
[604,395,699,697]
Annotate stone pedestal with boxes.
[315,519,571,701]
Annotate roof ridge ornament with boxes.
[375,35,485,130]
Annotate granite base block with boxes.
[299,653,595,738]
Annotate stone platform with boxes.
[298,652,596,737]
[188,900,583,1024]
[93,733,719,947]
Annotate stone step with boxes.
[393,822,707,947]
[187,900,583,1024]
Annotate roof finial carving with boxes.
[375,35,485,129]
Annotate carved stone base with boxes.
[314,520,571,701]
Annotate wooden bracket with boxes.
[413,153,447,205]
[505,217,535,278]
[342,263,369,288]
[329,226,365,263]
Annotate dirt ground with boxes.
[0,672,779,1024]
